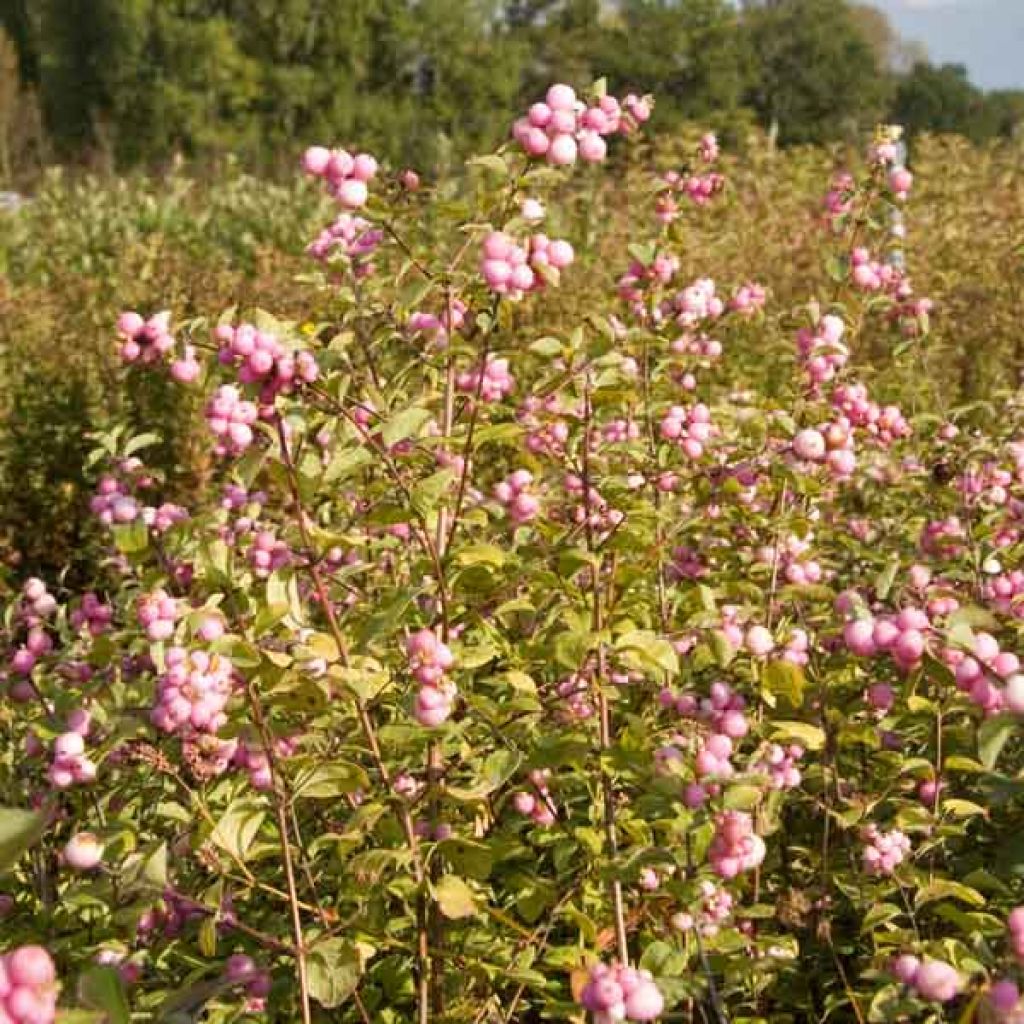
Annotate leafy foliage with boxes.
[1,83,1024,1024]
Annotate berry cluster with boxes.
[659,403,715,459]
[493,471,541,524]
[891,955,961,1003]
[18,579,57,624]
[151,648,235,735]
[754,743,805,790]
[70,593,114,636]
[214,324,318,403]
[205,385,260,456]
[246,530,292,578]
[796,314,849,390]
[137,589,180,642]
[116,310,174,365]
[49,729,97,789]
[511,84,648,167]
[512,770,557,827]
[408,299,468,347]
[406,630,457,727]
[306,213,383,276]
[480,231,574,298]
[577,963,664,1023]
[456,356,515,402]
[709,811,766,879]
[861,824,912,875]
[0,946,58,1024]
[302,146,378,209]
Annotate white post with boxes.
[888,128,907,270]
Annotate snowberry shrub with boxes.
[3,97,1024,1024]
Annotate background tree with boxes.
[891,62,989,142]
[600,0,753,136]
[742,0,892,146]
[0,0,1020,177]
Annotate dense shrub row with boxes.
[3,132,1022,584]
[3,83,1024,1023]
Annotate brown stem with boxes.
[273,416,431,1017]
[246,680,312,1024]
[378,217,436,282]
[305,387,452,636]
[421,295,460,1019]
[639,338,669,633]
[444,296,499,555]
[582,376,630,966]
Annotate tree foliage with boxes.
[1,0,1022,178]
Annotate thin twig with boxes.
[246,679,313,1024]
[582,374,630,966]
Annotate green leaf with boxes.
[915,879,986,910]
[436,838,494,880]
[467,154,508,176]
[769,721,825,751]
[874,557,900,600]
[762,660,806,707]
[112,520,148,555]
[614,629,678,677]
[381,407,432,447]
[155,978,234,1020]
[198,915,217,957]
[946,622,975,652]
[78,966,131,1024]
[140,841,168,888]
[710,630,735,668]
[723,785,762,811]
[412,469,456,518]
[861,902,902,932]
[307,938,362,1008]
[323,446,373,483]
[825,253,849,283]
[123,431,162,456]
[638,940,686,976]
[453,543,506,569]
[209,799,266,862]
[433,875,479,919]
[947,605,999,631]
[0,806,47,874]
[293,761,370,799]
[529,336,563,357]
[978,714,1015,771]
[627,242,656,267]
[300,632,340,663]
[448,750,521,802]
[943,799,988,818]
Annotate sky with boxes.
[866,0,1024,90]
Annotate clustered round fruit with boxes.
[0,946,58,1024]
[511,770,557,827]
[577,962,665,1023]
[708,811,766,879]
[406,629,457,727]
[302,146,379,209]
[6,89,1024,1022]
[151,648,235,736]
[205,385,260,456]
[479,230,575,298]
[306,213,383,276]
[861,824,912,876]
[891,955,962,1003]
[493,470,541,524]
[511,83,649,167]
